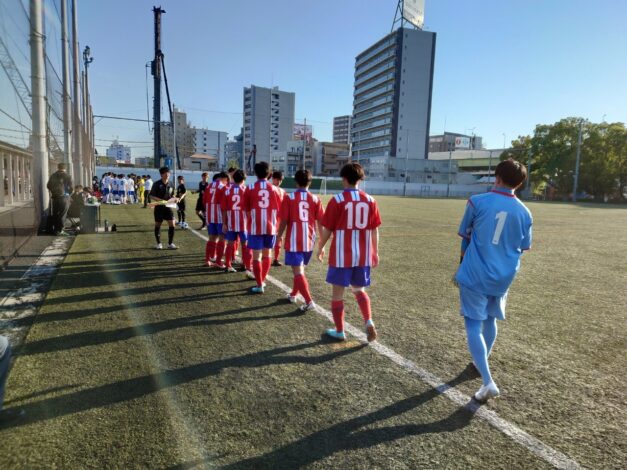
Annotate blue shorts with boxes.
[207,223,222,236]
[112,190,119,196]
[459,284,507,321]
[248,234,277,250]
[326,266,371,288]
[225,231,247,243]
[129,191,136,196]
[285,251,313,266]
[103,188,110,195]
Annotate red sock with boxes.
[242,245,252,271]
[234,240,240,257]
[354,291,372,323]
[225,244,234,268]
[294,274,312,304]
[205,241,215,262]
[331,300,345,333]
[261,256,271,281]
[253,259,263,286]
[290,277,299,297]
[216,240,226,266]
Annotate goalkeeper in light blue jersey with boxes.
[455,158,533,402]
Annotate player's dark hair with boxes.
[495,158,527,188]
[212,173,220,181]
[294,169,312,188]
[201,172,208,178]
[254,161,270,179]
[340,162,365,185]
[216,171,229,180]
[228,167,236,173]
[159,166,170,175]
[233,169,246,184]
[272,170,283,181]
[177,175,184,181]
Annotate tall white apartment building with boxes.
[194,128,228,167]
[351,27,436,174]
[243,85,295,165]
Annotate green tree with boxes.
[500,118,627,200]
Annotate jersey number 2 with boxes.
[492,211,508,245]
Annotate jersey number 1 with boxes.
[492,211,508,245]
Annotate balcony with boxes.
[355,36,396,68]
[353,84,395,106]
[353,94,394,114]
[355,59,396,86]
[355,49,395,76]
[354,72,395,97]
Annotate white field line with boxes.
[188,227,580,469]
[0,236,73,347]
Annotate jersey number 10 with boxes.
[345,202,369,229]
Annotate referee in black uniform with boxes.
[149,167,179,249]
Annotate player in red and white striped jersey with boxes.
[220,169,252,273]
[277,169,324,311]
[203,172,229,266]
[244,161,283,293]
[317,162,381,342]
[271,170,286,266]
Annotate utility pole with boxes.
[60,0,72,180]
[71,0,82,184]
[83,46,93,183]
[573,120,583,202]
[30,0,48,228]
[152,6,165,168]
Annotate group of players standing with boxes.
[149,157,533,403]
[150,161,381,343]
[100,172,152,205]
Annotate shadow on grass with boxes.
[11,288,254,328]
[224,365,480,469]
[1,340,365,429]
[20,302,301,356]
[42,278,249,306]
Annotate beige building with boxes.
[314,142,350,176]
[160,107,196,160]
[183,153,218,171]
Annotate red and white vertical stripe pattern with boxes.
[205,181,224,224]
[323,190,381,268]
[246,180,280,236]
[282,190,323,253]
[223,184,247,232]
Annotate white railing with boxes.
[0,141,32,208]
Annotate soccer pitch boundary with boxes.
[188,227,581,470]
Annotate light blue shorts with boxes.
[459,284,507,321]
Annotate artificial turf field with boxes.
[0,195,625,469]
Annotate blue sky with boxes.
[79,0,627,157]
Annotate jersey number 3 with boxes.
[258,189,270,208]
[492,211,508,245]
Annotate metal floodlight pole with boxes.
[152,6,165,169]
[30,0,49,227]
[446,146,452,198]
[60,0,72,179]
[71,0,82,185]
[573,120,583,202]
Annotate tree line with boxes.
[501,118,626,202]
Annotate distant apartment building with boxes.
[160,107,195,161]
[243,85,295,165]
[271,140,314,175]
[314,141,351,176]
[194,128,228,167]
[333,115,351,144]
[106,139,131,163]
[428,132,483,152]
[225,130,244,168]
[351,27,436,176]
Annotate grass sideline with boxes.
[0,196,624,468]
